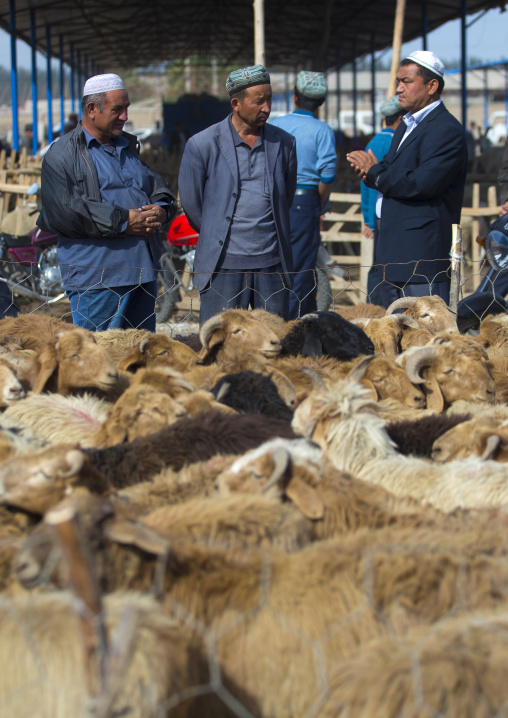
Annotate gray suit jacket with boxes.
[178,115,297,292]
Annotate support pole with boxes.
[9,0,19,152]
[46,25,53,143]
[387,0,407,97]
[449,224,462,312]
[30,9,38,155]
[77,49,81,118]
[483,67,489,132]
[70,43,75,115]
[253,0,265,66]
[421,3,428,51]
[352,40,358,145]
[336,54,341,133]
[59,35,65,133]
[370,34,377,133]
[460,0,467,127]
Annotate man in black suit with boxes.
[347,51,468,307]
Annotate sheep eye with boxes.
[443,368,455,375]
[156,351,169,357]
[67,354,80,360]
[420,313,429,318]
[232,328,243,335]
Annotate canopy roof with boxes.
[0,0,506,72]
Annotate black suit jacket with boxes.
[365,103,468,283]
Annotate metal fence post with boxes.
[449,223,462,312]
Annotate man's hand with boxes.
[362,225,374,239]
[499,201,508,217]
[346,149,379,180]
[125,205,166,236]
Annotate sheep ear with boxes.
[105,519,169,556]
[424,376,445,413]
[293,390,309,410]
[285,477,325,519]
[198,331,224,363]
[32,346,58,393]
[361,378,378,401]
[118,354,145,373]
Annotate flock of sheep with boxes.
[1,297,508,716]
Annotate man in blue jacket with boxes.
[348,51,468,308]
[270,71,336,319]
[178,65,297,323]
[360,95,405,304]
[37,73,176,331]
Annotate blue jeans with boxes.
[199,264,289,324]
[288,194,321,319]
[67,280,157,332]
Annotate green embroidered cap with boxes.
[226,65,271,96]
[379,95,402,116]
[296,71,327,100]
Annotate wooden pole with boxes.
[449,224,463,312]
[387,0,407,97]
[253,0,265,66]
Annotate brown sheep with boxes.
[0,314,73,351]
[335,302,387,320]
[31,328,120,396]
[0,590,214,718]
[386,295,458,333]
[118,333,200,373]
[198,309,282,365]
[352,314,419,356]
[400,335,496,412]
[319,610,508,718]
[475,312,508,350]
[432,415,508,462]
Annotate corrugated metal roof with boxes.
[0,0,505,72]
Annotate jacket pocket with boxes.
[403,216,436,230]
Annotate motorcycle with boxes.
[155,212,346,322]
[0,184,65,305]
[457,210,508,332]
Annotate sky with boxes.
[0,6,506,71]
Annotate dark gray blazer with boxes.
[365,103,468,283]
[178,115,297,292]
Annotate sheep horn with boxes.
[300,366,326,389]
[199,314,225,350]
[215,382,231,402]
[386,297,418,315]
[346,355,376,384]
[260,447,290,494]
[139,338,150,353]
[390,314,420,329]
[481,434,501,460]
[351,318,371,328]
[404,347,438,384]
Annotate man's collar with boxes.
[228,114,263,147]
[403,98,442,126]
[81,124,129,149]
[293,109,315,117]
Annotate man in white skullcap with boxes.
[178,64,297,323]
[270,71,336,318]
[347,51,468,308]
[37,73,176,331]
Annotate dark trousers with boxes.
[288,193,321,319]
[199,264,289,324]
[67,280,157,332]
[379,279,450,309]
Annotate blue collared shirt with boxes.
[397,99,442,150]
[57,128,164,291]
[270,109,336,188]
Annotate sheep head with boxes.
[386,296,458,333]
[432,416,508,462]
[118,334,199,374]
[352,315,418,356]
[215,438,326,519]
[352,354,426,409]
[33,328,119,395]
[403,338,496,412]
[0,358,25,406]
[198,310,282,365]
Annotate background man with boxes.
[270,71,336,318]
[37,73,176,331]
[347,50,468,308]
[178,64,297,323]
[360,95,405,305]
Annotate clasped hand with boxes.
[346,149,379,180]
[126,204,166,236]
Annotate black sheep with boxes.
[212,370,293,421]
[280,311,374,360]
[84,409,298,487]
[386,413,472,458]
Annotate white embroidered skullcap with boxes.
[403,51,444,78]
[82,73,126,96]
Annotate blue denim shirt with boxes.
[57,128,164,291]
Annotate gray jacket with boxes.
[37,124,176,238]
[178,116,297,292]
